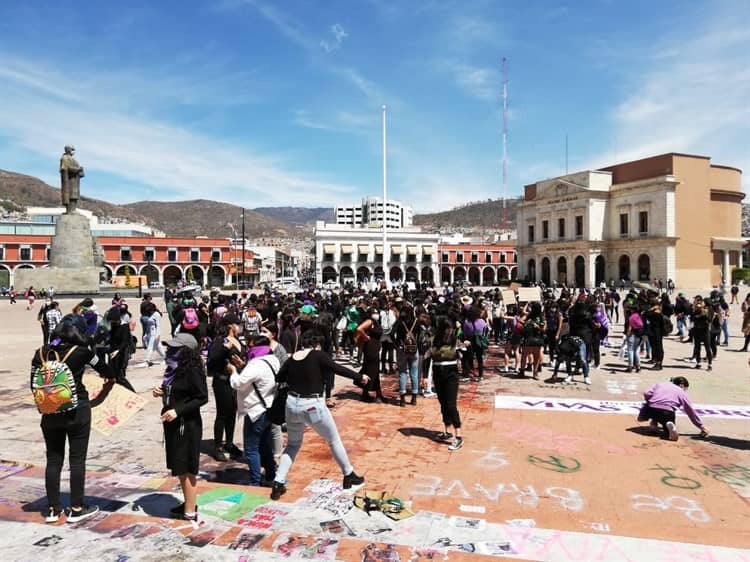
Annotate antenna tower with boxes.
[501,57,508,231]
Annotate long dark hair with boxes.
[432,315,457,348]
[176,346,205,376]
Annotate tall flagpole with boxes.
[382,104,388,288]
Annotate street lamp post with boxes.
[227,223,239,291]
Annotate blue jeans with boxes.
[243,411,275,485]
[274,396,353,485]
[676,316,686,337]
[721,320,729,345]
[577,340,590,377]
[398,351,419,395]
[627,333,642,368]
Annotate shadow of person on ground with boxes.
[398,427,447,442]
[690,434,750,450]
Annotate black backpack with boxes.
[403,320,418,355]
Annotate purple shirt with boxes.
[463,318,487,338]
[644,382,704,430]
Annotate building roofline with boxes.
[711,164,743,173]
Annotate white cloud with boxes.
[435,59,500,101]
[0,58,352,206]
[320,23,348,52]
[582,12,750,187]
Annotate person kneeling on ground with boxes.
[152,333,208,522]
[637,376,709,441]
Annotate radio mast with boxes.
[501,57,508,231]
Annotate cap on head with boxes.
[163,332,199,351]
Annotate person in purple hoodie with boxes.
[637,377,709,441]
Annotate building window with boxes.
[20,246,32,261]
[500,253,506,263]
[575,215,583,238]
[485,252,492,264]
[442,252,449,263]
[639,211,648,235]
[358,253,368,262]
[390,253,399,262]
[619,213,629,236]
[0,246,4,260]
[211,249,221,262]
[167,248,177,262]
[120,247,132,261]
[456,253,464,263]
[423,254,432,263]
[190,249,200,261]
[513,252,517,263]
[558,218,566,239]
[542,220,549,240]
[46,246,51,260]
[471,252,478,263]
[528,224,535,243]
[144,248,155,261]
[323,251,334,261]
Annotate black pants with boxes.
[651,335,664,363]
[693,334,712,365]
[380,339,395,372]
[591,330,601,367]
[433,364,461,429]
[41,405,91,509]
[546,329,558,362]
[641,405,676,438]
[212,378,237,448]
[709,330,720,359]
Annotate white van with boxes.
[274,277,299,292]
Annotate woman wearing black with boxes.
[355,309,385,402]
[31,314,114,524]
[152,333,208,522]
[206,313,245,461]
[269,331,369,500]
[429,315,463,451]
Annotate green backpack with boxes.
[31,346,79,415]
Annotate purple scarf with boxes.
[247,345,271,361]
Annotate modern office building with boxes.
[335,197,413,229]
[516,153,744,288]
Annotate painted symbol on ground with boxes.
[631,494,711,522]
[650,465,702,490]
[691,464,750,488]
[528,454,581,473]
[197,486,269,522]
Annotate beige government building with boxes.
[516,153,744,288]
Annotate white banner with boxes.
[494,395,750,420]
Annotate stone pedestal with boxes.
[15,212,102,294]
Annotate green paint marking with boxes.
[528,454,581,473]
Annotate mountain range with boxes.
[0,168,520,238]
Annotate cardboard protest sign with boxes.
[501,290,517,305]
[517,287,542,302]
[509,282,523,292]
[84,374,146,436]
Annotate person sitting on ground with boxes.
[637,376,709,441]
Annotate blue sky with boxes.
[0,0,747,213]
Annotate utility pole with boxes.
[241,208,245,286]
[501,57,508,231]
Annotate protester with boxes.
[206,313,245,462]
[429,315,464,451]
[269,331,369,500]
[229,335,280,486]
[152,333,208,522]
[31,314,114,523]
[638,377,709,441]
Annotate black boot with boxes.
[410,394,417,406]
[399,394,406,407]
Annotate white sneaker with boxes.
[423,391,436,398]
[560,376,571,384]
[584,377,591,385]
[666,421,679,441]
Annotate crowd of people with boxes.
[30,280,731,524]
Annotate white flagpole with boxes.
[382,105,389,289]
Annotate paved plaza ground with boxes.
[0,292,748,561]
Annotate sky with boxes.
[0,0,748,213]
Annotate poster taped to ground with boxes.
[84,374,146,436]
[517,287,542,302]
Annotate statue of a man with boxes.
[60,145,84,213]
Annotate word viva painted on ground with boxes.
[494,395,750,419]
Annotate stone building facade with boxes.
[517,153,743,288]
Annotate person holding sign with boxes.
[31,314,114,524]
